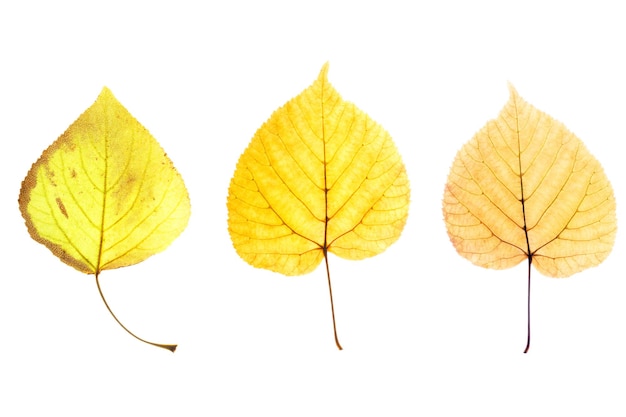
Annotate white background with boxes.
[1,1,624,415]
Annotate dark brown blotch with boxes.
[56,197,68,218]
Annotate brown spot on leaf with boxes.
[56,197,68,218]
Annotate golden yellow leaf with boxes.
[443,84,616,352]
[19,87,190,351]
[227,63,410,349]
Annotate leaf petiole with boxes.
[95,273,177,352]
[323,251,343,350]
[523,256,532,354]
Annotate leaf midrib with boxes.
[515,94,532,259]
[96,112,108,276]
[322,69,329,253]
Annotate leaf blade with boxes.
[227,63,410,275]
[19,87,191,275]
[443,85,616,277]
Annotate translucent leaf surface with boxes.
[443,85,615,277]
[227,64,410,348]
[19,87,190,351]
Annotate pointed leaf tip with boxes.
[506,81,517,95]
[98,86,115,100]
[318,62,330,82]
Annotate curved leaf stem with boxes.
[523,256,532,354]
[95,273,177,352]
[323,252,343,350]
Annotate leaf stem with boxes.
[95,273,177,352]
[523,256,532,354]
[323,251,343,350]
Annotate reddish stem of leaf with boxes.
[323,252,343,350]
[95,273,177,352]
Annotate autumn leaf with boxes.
[19,87,190,352]
[443,84,616,352]
[227,63,410,349]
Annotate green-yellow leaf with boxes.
[227,63,410,349]
[19,87,190,351]
[442,84,616,352]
